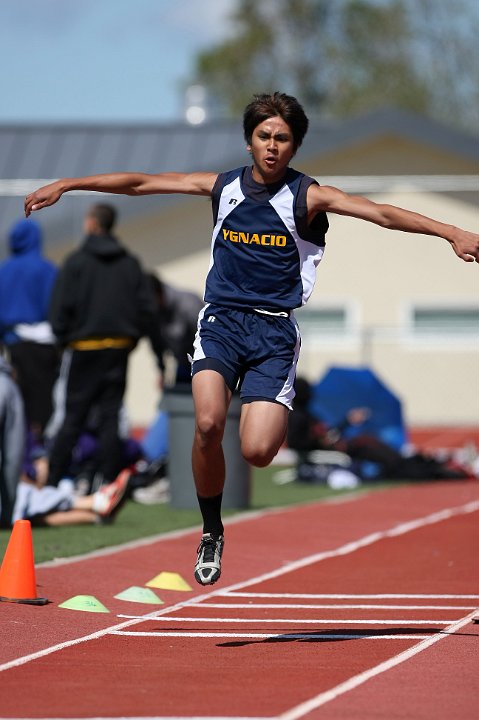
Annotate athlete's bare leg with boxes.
[191,376,288,586]
[192,369,232,497]
[240,400,289,467]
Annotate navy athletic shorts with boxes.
[191,304,300,409]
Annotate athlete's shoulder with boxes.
[285,167,304,181]
[212,167,245,201]
[215,166,245,188]
[292,171,329,244]
[285,167,317,192]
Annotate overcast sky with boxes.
[0,0,238,123]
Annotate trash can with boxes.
[163,385,251,510]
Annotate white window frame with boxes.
[295,300,360,347]
[401,301,479,348]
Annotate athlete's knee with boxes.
[241,438,279,468]
[194,411,226,449]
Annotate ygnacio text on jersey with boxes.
[222,229,287,247]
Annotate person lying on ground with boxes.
[288,377,474,482]
[13,466,130,527]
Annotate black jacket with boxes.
[49,233,164,364]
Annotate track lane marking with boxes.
[110,631,431,640]
[215,500,479,595]
[222,592,479,599]
[190,603,476,610]
[117,615,456,625]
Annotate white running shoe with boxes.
[132,478,170,505]
[194,533,224,585]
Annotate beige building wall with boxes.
[296,191,479,426]
[125,190,479,429]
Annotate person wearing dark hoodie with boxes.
[0,218,58,442]
[45,203,164,488]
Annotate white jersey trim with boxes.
[274,312,301,410]
[269,186,325,306]
[207,177,245,274]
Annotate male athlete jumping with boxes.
[25,92,479,586]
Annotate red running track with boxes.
[0,481,478,719]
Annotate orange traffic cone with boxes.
[0,520,49,605]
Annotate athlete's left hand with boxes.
[448,228,479,263]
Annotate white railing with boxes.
[3,175,479,196]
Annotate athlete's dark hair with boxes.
[243,92,309,151]
[87,203,117,233]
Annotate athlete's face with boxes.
[248,116,296,184]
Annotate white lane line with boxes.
[385,509,466,536]
[38,505,271,568]
[222,592,479,599]
[117,615,453,625]
[216,500,479,595]
[192,603,475,610]
[0,583,236,674]
[110,630,431,641]
[277,611,478,720]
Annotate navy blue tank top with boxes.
[205,166,328,311]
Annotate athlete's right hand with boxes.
[25,180,64,216]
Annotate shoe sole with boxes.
[194,568,221,586]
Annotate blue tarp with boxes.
[309,366,407,451]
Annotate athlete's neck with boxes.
[251,165,288,186]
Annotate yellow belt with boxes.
[68,337,134,350]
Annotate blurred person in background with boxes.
[0,218,59,444]
[15,452,130,527]
[148,272,203,385]
[288,376,473,483]
[127,273,204,505]
[44,203,163,491]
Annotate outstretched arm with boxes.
[308,184,479,263]
[24,171,218,216]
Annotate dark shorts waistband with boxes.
[209,305,292,318]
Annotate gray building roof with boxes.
[302,107,479,163]
[0,119,245,257]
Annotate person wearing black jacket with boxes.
[45,203,164,488]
